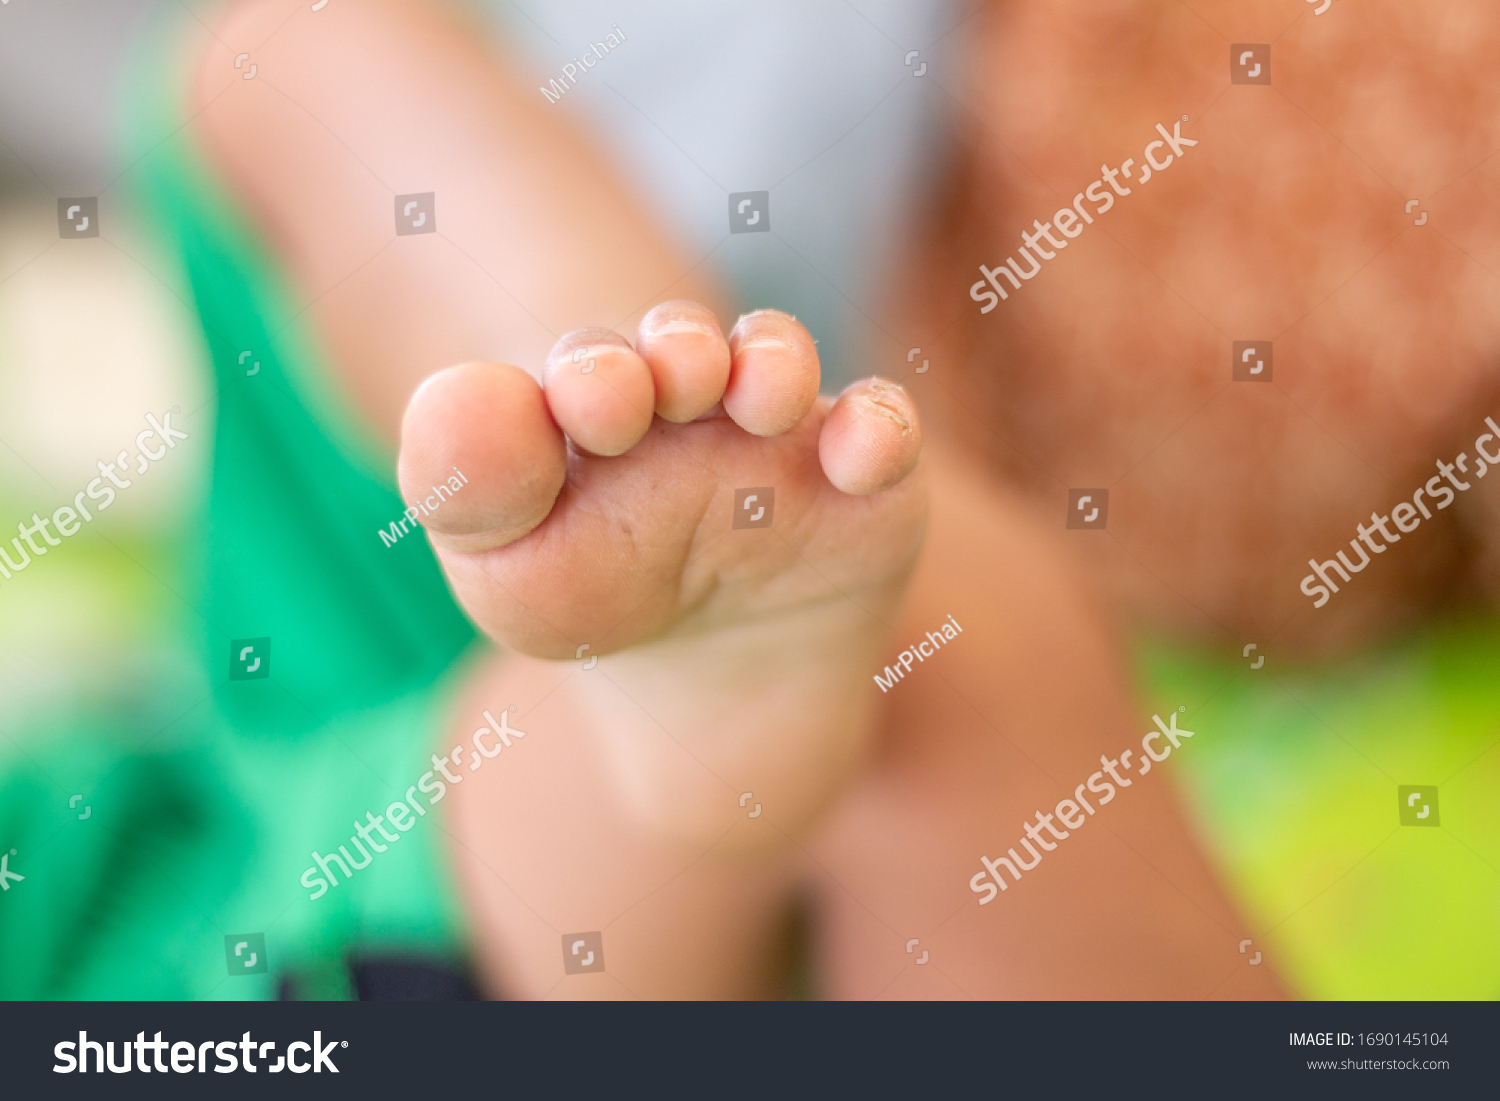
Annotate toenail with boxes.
[862,389,913,435]
[739,338,797,351]
[650,320,719,338]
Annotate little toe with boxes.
[818,378,922,495]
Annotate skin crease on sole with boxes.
[412,304,1266,999]
[443,446,1281,999]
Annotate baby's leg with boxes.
[407,306,925,998]
[809,453,1284,998]
[195,2,929,997]
[443,648,806,999]
[192,0,724,447]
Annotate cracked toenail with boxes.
[863,388,912,435]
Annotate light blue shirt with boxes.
[490,0,956,390]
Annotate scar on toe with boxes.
[862,382,913,436]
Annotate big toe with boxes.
[398,361,567,552]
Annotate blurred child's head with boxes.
[923,0,1500,649]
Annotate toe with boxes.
[636,300,732,423]
[544,329,657,456]
[398,361,567,551]
[818,377,922,495]
[723,310,821,437]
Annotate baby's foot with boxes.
[398,301,925,844]
[398,300,925,662]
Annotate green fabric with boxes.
[5,8,1496,1002]
[1137,618,1500,999]
[0,11,478,999]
